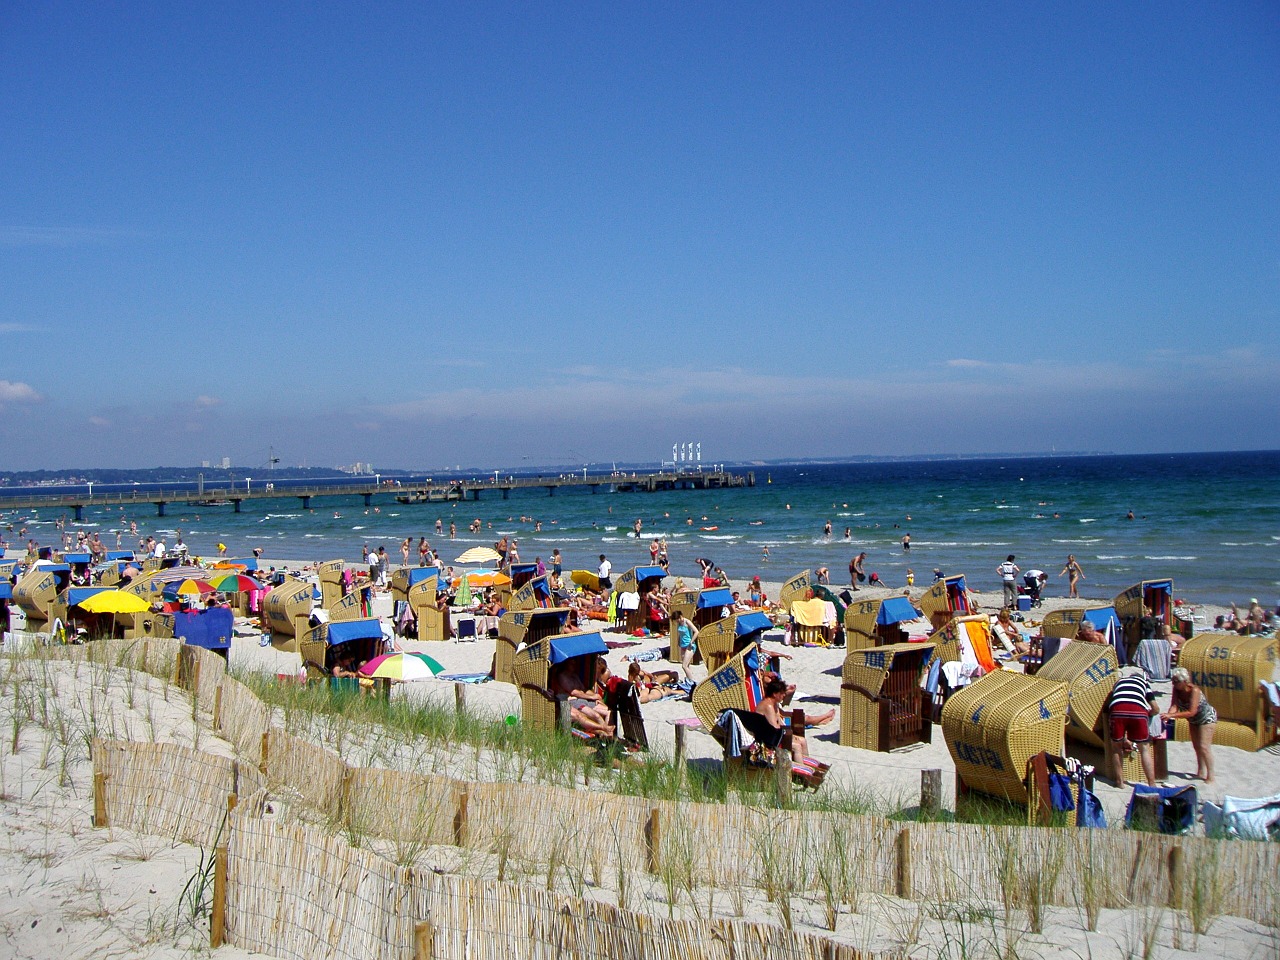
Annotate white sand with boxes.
[3,558,1277,959]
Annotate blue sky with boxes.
[2,3,1276,471]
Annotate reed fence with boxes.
[79,641,1280,948]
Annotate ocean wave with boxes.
[699,534,741,541]
[350,526,365,530]
[1145,556,1197,561]
[536,536,592,543]
[1053,538,1102,544]
[303,534,328,539]
[1096,555,1129,560]
[266,513,302,520]
[1079,519,1097,523]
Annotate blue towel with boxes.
[439,672,492,684]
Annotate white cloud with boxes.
[194,395,221,408]
[946,358,989,368]
[0,323,37,334]
[0,380,40,403]
[88,416,110,427]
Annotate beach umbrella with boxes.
[570,569,600,591]
[207,573,259,593]
[455,575,473,607]
[162,578,216,598]
[451,569,510,589]
[77,590,152,615]
[75,589,153,638]
[455,546,502,565]
[359,652,444,681]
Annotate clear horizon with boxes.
[2,4,1277,470]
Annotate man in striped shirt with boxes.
[1105,667,1159,787]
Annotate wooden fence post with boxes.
[895,828,913,899]
[214,685,223,732]
[774,747,793,807]
[93,771,107,828]
[210,845,228,947]
[556,699,572,733]
[645,807,661,873]
[227,793,239,814]
[190,657,201,698]
[339,767,353,826]
[674,724,687,780]
[920,769,942,818]
[453,785,469,847]
[259,731,269,778]
[454,683,466,720]
[1168,845,1184,910]
[414,920,434,960]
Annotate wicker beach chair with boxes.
[840,642,935,751]
[328,582,374,623]
[843,596,925,651]
[507,573,554,611]
[942,670,1069,804]
[919,574,976,631]
[317,560,345,609]
[692,643,829,789]
[263,577,317,652]
[299,617,386,682]
[696,610,776,674]
[667,585,732,662]
[777,569,812,614]
[1113,579,1188,653]
[928,615,998,672]
[495,607,573,684]
[497,562,539,607]
[1174,633,1279,752]
[613,565,668,634]
[790,597,835,646]
[511,630,609,734]
[12,564,70,627]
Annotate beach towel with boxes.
[622,647,666,663]
[1202,793,1280,841]
[791,598,827,627]
[438,672,492,684]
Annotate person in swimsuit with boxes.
[1060,555,1084,599]
[1163,667,1217,784]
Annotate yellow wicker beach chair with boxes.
[696,610,777,674]
[263,577,316,652]
[942,671,1069,804]
[919,574,976,631]
[1113,578,1190,652]
[507,573,555,612]
[667,585,732,662]
[843,596,925,651]
[12,565,68,627]
[317,560,345,609]
[790,597,834,646]
[1033,641,1119,749]
[1174,633,1279,752]
[777,569,812,614]
[495,607,574,684]
[511,630,608,734]
[299,617,386,682]
[928,615,998,672]
[613,565,668,634]
[692,642,828,788]
[840,642,935,751]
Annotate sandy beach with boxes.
[3,555,1276,959]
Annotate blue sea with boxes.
[5,452,1278,608]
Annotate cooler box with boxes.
[1017,596,1032,612]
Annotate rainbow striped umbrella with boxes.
[207,573,259,593]
[162,578,216,598]
[358,652,444,681]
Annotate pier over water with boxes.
[0,469,754,520]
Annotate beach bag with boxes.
[1077,787,1107,828]
[1126,784,1197,834]
[1048,773,1075,812]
